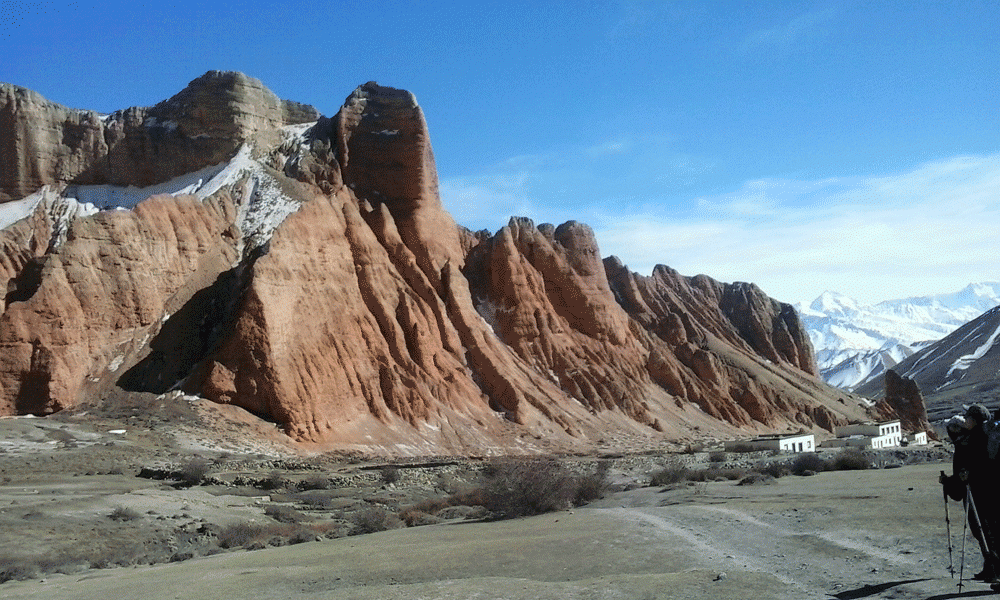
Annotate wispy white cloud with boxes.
[593,154,1000,305]
[439,172,537,231]
[743,7,838,54]
[440,134,710,231]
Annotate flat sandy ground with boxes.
[1,461,985,600]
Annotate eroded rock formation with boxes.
[0,71,319,202]
[880,369,934,438]
[0,73,887,453]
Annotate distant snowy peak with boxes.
[798,285,1000,391]
[803,291,861,318]
[856,306,1000,408]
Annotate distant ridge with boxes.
[797,283,1000,391]
[856,305,1000,420]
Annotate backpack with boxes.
[985,419,1000,460]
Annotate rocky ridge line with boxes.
[0,74,911,453]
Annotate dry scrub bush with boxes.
[350,505,402,535]
[756,461,790,479]
[217,522,265,549]
[381,466,401,485]
[829,448,871,471]
[217,521,324,549]
[0,558,39,583]
[108,506,142,521]
[686,467,748,482]
[264,504,308,524]
[650,461,689,486]
[178,458,211,486]
[398,508,443,527]
[259,471,289,491]
[791,452,827,476]
[297,474,332,490]
[479,458,607,519]
[738,473,774,486]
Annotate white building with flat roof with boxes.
[725,433,815,454]
[824,420,905,449]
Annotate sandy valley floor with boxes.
[0,400,981,600]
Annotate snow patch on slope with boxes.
[63,161,232,210]
[0,188,47,230]
[2,144,307,253]
[947,316,1000,377]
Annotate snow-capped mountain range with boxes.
[795,283,1000,390]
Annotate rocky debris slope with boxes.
[0,73,901,453]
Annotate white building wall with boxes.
[725,434,815,453]
[835,421,901,441]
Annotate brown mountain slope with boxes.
[0,74,896,453]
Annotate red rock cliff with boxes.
[0,74,884,453]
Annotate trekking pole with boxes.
[960,491,970,592]
[943,473,954,577]
[966,485,995,576]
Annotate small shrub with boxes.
[298,494,336,509]
[791,452,827,476]
[178,458,210,487]
[297,474,331,491]
[830,448,871,471]
[435,505,488,520]
[399,508,443,527]
[285,526,320,545]
[755,461,790,479]
[264,504,307,524]
[479,459,578,519]
[108,506,142,522]
[381,466,400,485]
[683,443,704,454]
[738,473,774,486]
[650,461,689,486]
[0,559,39,583]
[406,496,453,515]
[350,505,401,535]
[573,461,610,505]
[217,522,265,549]
[259,471,289,491]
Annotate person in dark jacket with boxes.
[941,405,1000,582]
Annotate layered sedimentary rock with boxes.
[0,73,900,453]
[0,71,319,202]
[0,192,239,415]
[603,261,858,432]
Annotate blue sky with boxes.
[2,1,997,305]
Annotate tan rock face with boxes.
[0,73,884,453]
[0,72,319,202]
[0,193,239,415]
[603,259,861,431]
